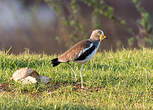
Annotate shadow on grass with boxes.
[0,103,103,110]
[0,81,102,96]
[0,82,11,92]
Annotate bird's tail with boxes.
[51,58,61,67]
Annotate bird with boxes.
[51,29,107,88]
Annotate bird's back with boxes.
[58,40,92,62]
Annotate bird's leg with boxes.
[67,63,78,82]
[80,64,84,88]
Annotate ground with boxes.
[0,48,153,109]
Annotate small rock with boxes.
[39,76,50,84]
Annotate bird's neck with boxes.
[89,39,100,43]
[89,39,100,47]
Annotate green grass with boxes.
[0,48,153,110]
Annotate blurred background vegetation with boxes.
[0,0,152,54]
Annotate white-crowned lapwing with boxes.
[51,29,107,88]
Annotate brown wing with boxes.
[58,40,92,62]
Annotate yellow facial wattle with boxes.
[100,34,103,41]
[100,34,107,41]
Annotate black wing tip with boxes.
[51,58,61,67]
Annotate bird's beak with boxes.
[104,35,107,39]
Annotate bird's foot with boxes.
[81,83,84,89]
[81,85,84,89]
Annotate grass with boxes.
[0,48,153,110]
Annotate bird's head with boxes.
[90,29,107,41]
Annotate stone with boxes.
[10,68,39,81]
[11,68,50,84]
[39,76,50,84]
